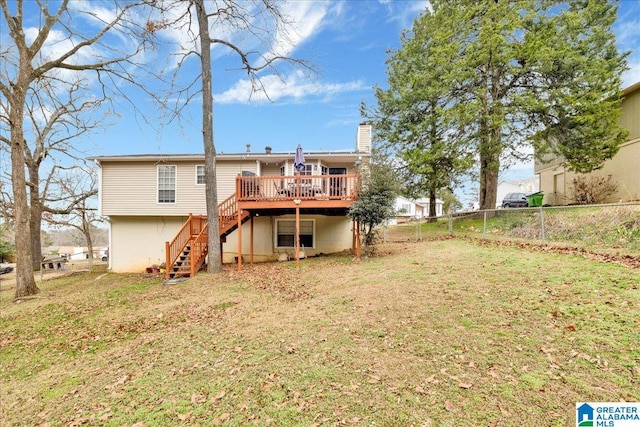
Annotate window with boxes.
[276,220,314,248]
[158,165,176,203]
[300,164,312,175]
[196,165,205,185]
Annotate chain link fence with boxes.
[381,202,640,256]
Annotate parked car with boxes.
[501,192,528,208]
[0,264,14,275]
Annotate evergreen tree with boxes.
[367,6,473,218]
[529,1,628,173]
[369,0,628,210]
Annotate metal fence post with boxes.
[482,210,487,239]
[540,206,546,245]
[383,220,387,243]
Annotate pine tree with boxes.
[368,0,628,210]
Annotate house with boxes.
[388,196,444,225]
[391,196,421,224]
[92,124,372,276]
[57,246,108,260]
[535,81,640,205]
[414,198,444,218]
[496,177,539,208]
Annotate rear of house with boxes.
[94,124,371,273]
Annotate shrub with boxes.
[570,174,618,204]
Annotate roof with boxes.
[89,150,369,164]
[622,81,640,97]
[498,177,539,185]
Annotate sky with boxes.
[6,0,640,177]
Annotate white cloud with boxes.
[214,70,366,104]
[385,1,430,29]
[622,61,640,88]
[271,2,332,58]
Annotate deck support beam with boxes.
[295,206,300,266]
[237,208,242,271]
[356,220,361,258]
[250,216,254,265]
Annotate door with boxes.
[329,168,346,197]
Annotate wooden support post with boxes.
[250,215,254,264]
[190,238,195,278]
[165,241,170,279]
[356,220,361,258]
[295,206,300,266]
[352,220,356,253]
[237,208,242,271]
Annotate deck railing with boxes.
[165,213,207,279]
[218,193,239,232]
[166,175,360,278]
[189,225,209,277]
[236,174,361,202]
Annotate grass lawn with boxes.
[1,238,638,426]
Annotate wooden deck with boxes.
[165,173,361,277]
[236,174,360,210]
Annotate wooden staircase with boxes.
[165,194,249,279]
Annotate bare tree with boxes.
[153,0,315,273]
[0,0,154,299]
[43,167,102,270]
[22,75,107,270]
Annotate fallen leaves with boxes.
[444,400,456,412]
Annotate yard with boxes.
[1,238,638,426]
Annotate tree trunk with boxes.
[28,164,43,271]
[478,65,502,212]
[428,188,437,222]
[479,156,499,211]
[11,115,39,299]
[194,0,222,273]
[85,229,94,270]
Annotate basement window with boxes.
[276,219,314,248]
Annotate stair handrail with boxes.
[166,214,193,279]
[218,193,238,233]
[164,214,207,279]
[190,222,209,277]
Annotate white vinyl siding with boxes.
[215,161,258,201]
[100,161,207,216]
[158,165,176,203]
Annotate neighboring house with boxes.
[535,81,640,205]
[388,196,444,225]
[57,246,108,260]
[92,124,372,276]
[496,177,539,208]
[415,198,444,218]
[391,196,421,224]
